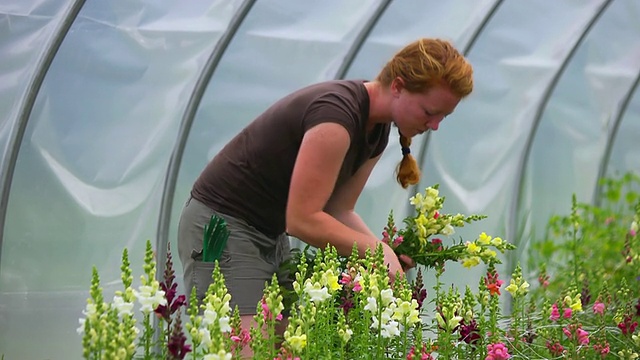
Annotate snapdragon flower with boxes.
[486,342,511,360]
[202,302,232,332]
[202,349,232,360]
[135,283,167,313]
[393,299,421,326]
[303,280,331,303]
[505,265,530,298]
[112,294,135,318]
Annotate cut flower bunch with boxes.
[381,184,515,270]
[78,176,640,359]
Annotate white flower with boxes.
[76,302,99,334]
[83,303,97,317]
[200,328,212,348]
[218,315,231,333]
[441,224,455,236]
[303,280,331,303]
[135,285,166,313]
[202,303,218,326]
[380,306,395,324]
[364,297,377,312]
[380,289,395,307]
[113,295,134,318]
[76,318,86,335]
[380,320,400,338]
[631,220,638,233]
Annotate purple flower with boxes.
[458,318,481,345]
[167,309,191,360]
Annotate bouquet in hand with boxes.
[382,184,515,270]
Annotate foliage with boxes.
[78,176,640,359]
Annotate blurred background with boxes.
[1,0,639,358]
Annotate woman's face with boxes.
[391,80,462,138]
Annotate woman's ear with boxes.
[390,77,405,97]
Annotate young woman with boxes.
[177,37,473,337]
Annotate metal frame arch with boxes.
[593,67,640,206]
[333,0,393,80]
[506,0,613,260]
[409,0,505,214]
[155,0,257,277]
[0,0,88,267]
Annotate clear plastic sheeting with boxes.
[0,1,638,359]
[0,0,240,357]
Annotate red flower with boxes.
[617,315,638,335]
[546,341,565,357]
[485,270,504,296]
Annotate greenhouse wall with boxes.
[0,0,639,358]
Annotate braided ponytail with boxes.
[395,132,421,188]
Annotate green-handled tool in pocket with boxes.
[202,214,230,262]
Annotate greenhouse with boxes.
[1,0,639,359]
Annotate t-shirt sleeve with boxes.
[302,92,358,143]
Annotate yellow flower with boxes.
[338,327,353,343]
[462,256,480,268]
[322,269,341,292]
[466,242,481,254]
[478,232,491,245]
[426,187,439,199]
[416,214,429,239]
[570,299,582,312]
[506,279,518,296]
[285,334,307,352]
[481,249,497,259]
[490,237,503,247]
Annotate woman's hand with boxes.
[398,254,416,271]
[381,241,405,282]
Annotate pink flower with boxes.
[576,328,589,345]
[538,274,550,288]
[230,328,250,345]
[393,236,404,247]
[549,303,560,322]
[546,341,565,356]
[592,301,605,315]
[593,342,610,356]
[563,327,572,339]
[353,282,362,292]
[434,211,440,219]
[339,273,352,285]
[486,342,510,360]
[406,344,433,360]
[261,298,282,322]
[563,307,572,319]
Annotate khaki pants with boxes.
[177,196,292,315]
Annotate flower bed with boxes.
[79,175,640,359]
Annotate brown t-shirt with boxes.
[191,80,391,238]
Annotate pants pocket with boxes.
[191,261,216,303]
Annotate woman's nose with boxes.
[427,116,443,131]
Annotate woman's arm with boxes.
[285,122,404,278]
[323,153,381,239]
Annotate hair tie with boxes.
[401,147,411,156]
